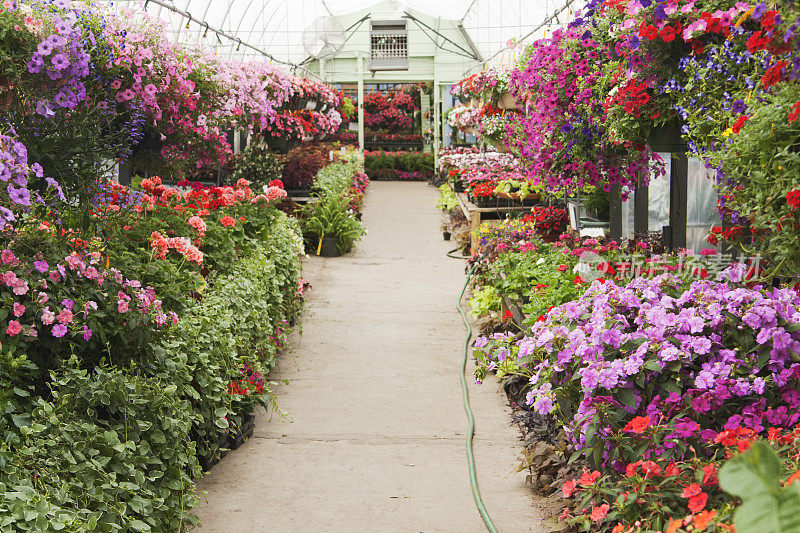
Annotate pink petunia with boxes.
[13,302,25,317]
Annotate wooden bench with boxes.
[452,186,532,254]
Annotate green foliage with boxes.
[229,143,285,188]
[0,359,199,532]
[436,184,459,212]
[720,441,800,533]
[709,82,800,275]
[337,97,355,120]
[364,151,434,177]
[301,195,365,255]
[0,214,304,531]
[468,286,502,319]
[312,160,359,198]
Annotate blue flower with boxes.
[753,2,767,20]
[654,4,667,20]
[560,123,574,133]
[730,99,747,114]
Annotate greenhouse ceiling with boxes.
[113,0,577,70]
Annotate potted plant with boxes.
[301,195,366,256]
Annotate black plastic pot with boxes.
[319,236,340,257]
[443,231,451,241]
[231,413,256,449]
[647,125,687,153]
[453,181,465,193]
[285,188,312,197]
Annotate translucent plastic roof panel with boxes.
[114,0,574,67]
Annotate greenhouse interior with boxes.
[2,0,800,531]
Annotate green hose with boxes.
[455,257,499,533]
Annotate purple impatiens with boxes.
[474,274,800,465]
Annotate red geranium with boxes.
[787,189,800,210]
[761,61,788,88]
[730,115,748,133]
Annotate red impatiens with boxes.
[590,503,610,522]
[680,483,702,498]
[579,470,601,487]
[623,415,651,433]
[680,483,708,513]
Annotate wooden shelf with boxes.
[449,185,531,254]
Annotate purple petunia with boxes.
[7,184,30,206]
[730,99,747,114]
[51,53,70,71]
[37,40,54,56]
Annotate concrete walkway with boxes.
[192,181,546,532]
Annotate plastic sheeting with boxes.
[622,155,719,252]
[114,0,561,65]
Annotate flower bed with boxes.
[364,150,434,181]
[1,174,305,529]
[0,1,352,528]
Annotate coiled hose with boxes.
[450,247,498,533]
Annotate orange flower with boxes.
[623,415,651,433]
[666,518,682,533]
[786,468,800,486]
[693,509,717,530]
[590,503,610,522]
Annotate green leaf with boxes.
[128,519,151,532]
[617,388,636,409]
[719,441,800,533]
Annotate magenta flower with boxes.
[51,324,67,338]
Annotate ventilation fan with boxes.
[302,16,346,59]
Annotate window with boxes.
[369,20,409,71]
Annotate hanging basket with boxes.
[497,93,519,110]
[491,139,510,153]
[647,124,687,153]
